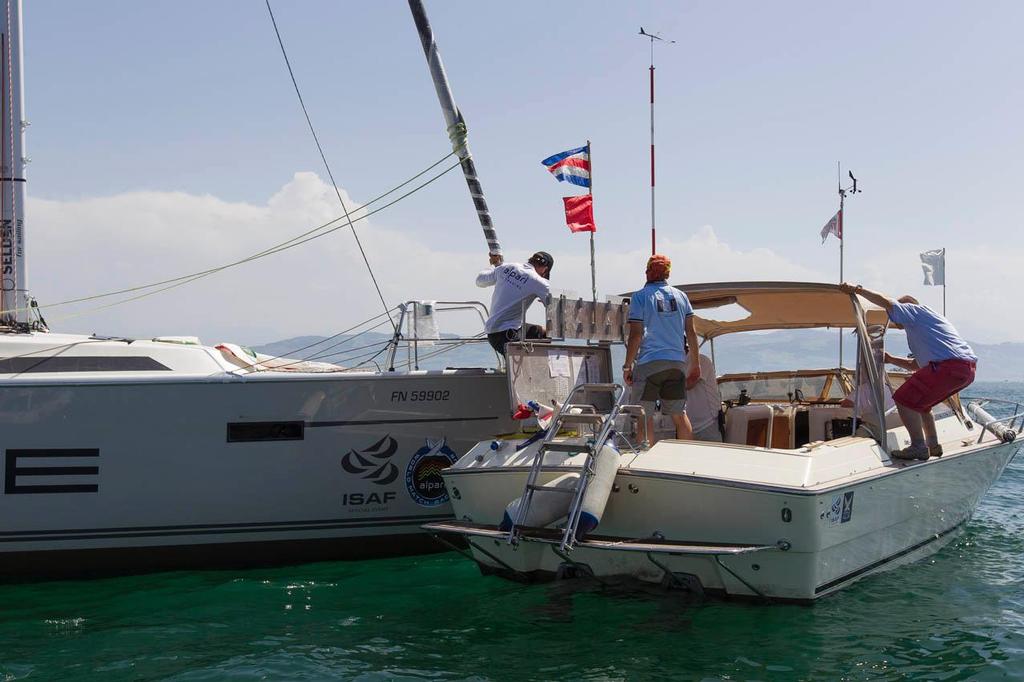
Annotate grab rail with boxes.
[387,300,502,371]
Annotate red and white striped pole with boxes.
[639,28,673,256]
[649,59,655,255]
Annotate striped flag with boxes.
[820,209,842,243]
[541,145,591,188]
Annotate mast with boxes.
[407,0,501,257]
[639,28,673,255]
[0,0,27,327]
[836,165,860,367]
[588,139,596,303]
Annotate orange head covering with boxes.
[646,254,671,282]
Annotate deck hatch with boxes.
[227,421,305,443]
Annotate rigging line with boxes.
[265,0,395,332]
[220,307,398,373]
[307,338,390,362]
[245,317,396,372]
[346,343,393,369]
[45,159,461,322]
[0,151,455,317]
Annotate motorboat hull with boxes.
[438,439,1019,602]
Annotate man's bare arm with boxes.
[839,283,893,313]
[685,316,701,382]
[623,321,643,385]
[884,351,919,372]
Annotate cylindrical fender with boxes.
[499,473,579,531]
[575,444,621,541]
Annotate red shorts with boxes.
[893,358,976,413]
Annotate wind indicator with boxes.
[834,165,861,367]
[638,27,674,256]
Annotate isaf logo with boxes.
[340,435,399,485]
[405,438,459,506]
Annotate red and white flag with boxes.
[563,195,596,233]
[820,209,843,243]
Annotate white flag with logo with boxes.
[820,210,842,243]
[920,248,945,286]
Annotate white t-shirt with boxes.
[685,354,721,432]
[476,262,551,333]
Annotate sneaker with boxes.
[891,444,930,461]
[928,444,944,458]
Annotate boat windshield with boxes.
[717,370,852,404]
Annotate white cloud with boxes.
[25,173,1020,345]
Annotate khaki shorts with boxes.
[630,360,687,415]
[692,421,723,442]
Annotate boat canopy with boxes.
[623,282,890,339]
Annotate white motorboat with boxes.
[426,282,1022,602]
[0,1,527,578]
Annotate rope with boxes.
[39,157,461,322]
[0,151,454,318]
[265,0,395,332]
[221,306,398,373]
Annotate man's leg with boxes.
[921,410,939,446]
[523,324,547,339]
[671,412,694,440]
[896,404,926,445]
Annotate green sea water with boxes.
[2,383,1022,681]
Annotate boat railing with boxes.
[387,300,501,371]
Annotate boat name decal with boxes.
[405,438,458,507]
[390,390,451,403]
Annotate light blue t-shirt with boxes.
[628,281,694,365]
[889,302,977,365]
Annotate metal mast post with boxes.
[588,139,596,303]
[0,0,27,327]
[408,0,501,257]
[836,165,860,368]
[639,28,673,256]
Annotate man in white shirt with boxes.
[685,353,723,442]
[476,251,553,355]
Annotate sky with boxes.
[17,0,1024,344]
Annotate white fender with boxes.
[575,444,621,540]
[499,473,578,531]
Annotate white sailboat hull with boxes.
[0,341,514,578]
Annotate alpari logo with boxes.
[340,435,399,486]
[405,438,459,507]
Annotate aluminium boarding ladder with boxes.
[507,382,628,551]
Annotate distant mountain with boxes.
[252,330,1023,381]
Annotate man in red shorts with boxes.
[840,284,977,461]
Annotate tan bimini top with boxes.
[622,282,889,340]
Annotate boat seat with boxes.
[806,405,853,442]
[725,404,794,449]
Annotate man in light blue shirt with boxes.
[841,284,977,461]
[623,255,700,444]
